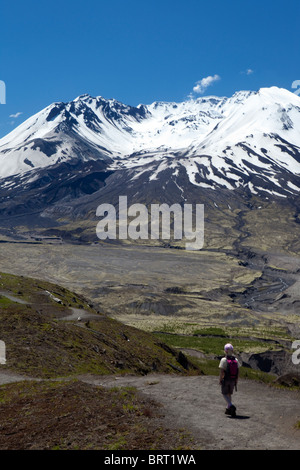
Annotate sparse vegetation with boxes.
[0,244,298,450]
[0,271,200,378]
[153,331,278,355]
[0,380,195,450]
[151,321,291,355]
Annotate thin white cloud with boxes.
[9,111,23,118]
[241,68,254,75]
[192,74,221,95]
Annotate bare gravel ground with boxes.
[0,370,300,450]
[79,373,300,450]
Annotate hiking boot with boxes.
[229,405,236,417]
[225,408,231,415]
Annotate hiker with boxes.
[219,343,240,417]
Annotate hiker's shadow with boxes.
[227,415,250,420]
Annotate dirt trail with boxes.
[0,370,300,450]
[0,291,28,304]
[79,373,300,450]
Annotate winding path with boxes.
[0,369,299,450]
[75,373,300,450]
[1,287,300,450]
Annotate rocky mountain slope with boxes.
[1,87,300,195]
[1,86,300,250]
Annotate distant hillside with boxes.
[0,272,199,378]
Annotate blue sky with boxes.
[0,0,299,138]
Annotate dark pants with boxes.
[221,379,236,396]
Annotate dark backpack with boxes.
[225,356,238,381]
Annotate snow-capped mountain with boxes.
[1,86,300,201]
[1,86,300,228]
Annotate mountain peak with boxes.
[1,86,300,200]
